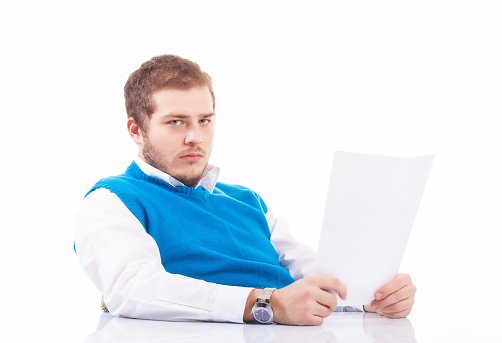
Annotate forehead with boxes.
[151,86,214,117]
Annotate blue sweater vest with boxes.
[86,162,295,289]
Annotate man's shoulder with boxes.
[85,162,167,197]
[85,173,136,197]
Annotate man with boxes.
[74,54,416,325]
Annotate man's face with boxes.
[138,86,215,187]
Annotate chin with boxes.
[176,170,206,187]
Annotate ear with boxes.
[127,117,144,145]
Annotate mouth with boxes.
[180,153,204,162]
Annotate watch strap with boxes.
[257,288,275,303]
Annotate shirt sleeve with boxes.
[266,210,319,280]
[73,188,253,323]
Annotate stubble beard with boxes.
[141,137,209,188]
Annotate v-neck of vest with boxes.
[126,161,210,201]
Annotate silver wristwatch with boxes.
[251,288,276,324]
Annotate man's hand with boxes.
[244,275,347,326]
[363,273,416,318]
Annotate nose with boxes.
[185,125,202,145]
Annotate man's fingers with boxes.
[316,290,338,312]
[368,273,417,319]
[377,296,415,315]
[271,275,347,325]
[312,275,347,300]
[372,284,415,310]
[375,273,412,300]
[335,280,348,301]
[313,301,336,318]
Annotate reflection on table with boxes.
[83,311,415,343]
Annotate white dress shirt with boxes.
[74,158,318,323]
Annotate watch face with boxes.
[254,308,271,323]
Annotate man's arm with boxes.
[74,188,253,323]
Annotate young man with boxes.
[74,55,416,325]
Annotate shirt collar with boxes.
[134,157,220,194]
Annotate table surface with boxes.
[80,309,501,343]
[82,312,413,343]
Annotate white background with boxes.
[1,0,501,341]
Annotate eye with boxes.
[169,120,182,126]
[199,119,211,125]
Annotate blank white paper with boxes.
[316,151,433,306]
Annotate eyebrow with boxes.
[160,113,215,120]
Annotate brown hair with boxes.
[124,54,215,130]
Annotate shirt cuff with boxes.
[211,285,255,323]
[334,305,364,313]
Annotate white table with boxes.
[82,311,416,343]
